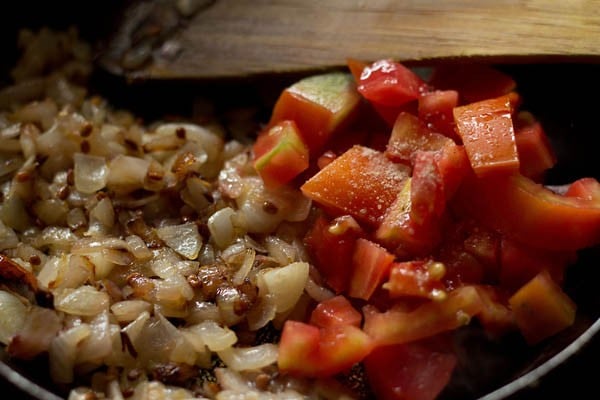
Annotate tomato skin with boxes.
[253,120,309,187]
[349,238,396,301]
[514,116,557,181]
[277,321,322,376]
[509,270,576,344]
[317,324,374,376]
[269,72,361,154]
[301,145,410,226]
[304,215,363,294]
[365,343,457,400]
[453,173,600,251]
[565,177,600,201]
[363,285,484,346]
[383,260,447,301]
[310,295,362,328]
[453,94,520,177]
[356,59,426,107]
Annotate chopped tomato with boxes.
[278,321,373,378]
[410,151,445,224]
[310,295,362,328]
[453,94,520,176]
[385,112,454,165]
[429,64,516,103]
[375,178,443,258]
[268,72,361,153]
[383,260,447,301]
[508,270,576,344]
[364,342,457,400]
[473,285,516,336]
[514,114,557,181]
[301,145,410,226]
[363,285,484,346]
[499,237,575,291]
[453,173,600,251]
[304,215,363,293]
[565,177,600,201]
[253,120,309,187]
[418,89,460,140]
[355,59,427,107]
[277,321,321,376]
[349,238,396,301]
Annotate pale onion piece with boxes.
[14,243,46,271]
[53,285,110,316]
[156,222,202,260]
[122,310,151,344]
[100,248,134,266]
[33,199,69,226]
[207,207,237,249]
[88,197,115,229]
[77,311,112,364]
[7,306,61,360]
[49,324,91,384]
[152,313,196,366]
[0,220,18,251]
[232,248,255,286]
[187,301,221,324]
[217,343,278,371]
[154,276,194,308]
[71,236,128,254]
[180,330,212,368]
[264,236,297,266]
[235,178,284,234]
[53,254,93,289]
[0,290,28,345]
[257,262,309,313]
[220,239,247,263]
[130,381,195,400]
[216,286,247,327]
[73,153,108,194]
[106,155,150,193]
[181,176,211,213]
[187,320,237,352]
[106,380,125,400]
[67,387,96,400]
[305,275,335,303]
[36,255,61,291]
[13,98,58,131]
[133,313,180,365]
[125,235,152,261]
[104,324,134,368]
[86,252,116,280]
[0,156,23,179]
[19,123,39,160]
[214,368,252,393]
[110,300,152,323]
[246,294,277,331]
[30,226,78,252]
[0,78,45,110]
[0,194,31,232]
[66,207,87,230]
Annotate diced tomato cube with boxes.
[269,72,361,154]
[253,120,309,187]
[385,112,455,165]
[509,270,576,344]
[473,285,516,336]
[349,238,395,301]
[514,114,557,181]
[365,343,456,400]
[277,321,321,376]
[317,324,374,376]
[418,89,460,140]
[565,177,600,201]
[453,94,520,176]
[383,260,447,301]
[310,295,362,328]
[304,215,363,294]
[301,145,410,226]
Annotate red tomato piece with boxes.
[309,295,362,328]
[453,94,520,176]
[365,342,457,400]
[385,112,455,165]
[453,173,600,251]
[301,145,410,226]
[514,115,557,181]
[418,89,460,140]
[428,64,516,103]
[278,321,373,378]
[499,237,575,291]
[269,72,361,153]
[363,285,484,346]
[565,177,600,201]
[356,59,427,107]
[349,238,396,301]
[411,151,445,224]
[473,285,516,336]
[253,120,309,187]
[304,215,363,294]
[277,320,321,376]
[508,270,576,345]
[383,260,447,301]
[375,178,443,258]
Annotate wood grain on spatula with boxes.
[100,0,600,80]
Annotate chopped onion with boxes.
[217,343,278,371]
[73,153,108,194]
[106,155,150,194]
[0,290,28,345]
[264,236,297,266]
[110,300,152,323]
[257,262,309,313]
[0,220,19,251]
[186,320,237,352]
[207,207,237,249]
[49,324,92,384]
[77,311,112,363]
[156,222,202,260]
[7,306,61,360]
[53,285,110,316]
[232,248,255,286]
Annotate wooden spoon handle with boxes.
[102,0,600,80]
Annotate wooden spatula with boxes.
[98,0,600,80]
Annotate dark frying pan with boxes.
[1,2,600,399]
